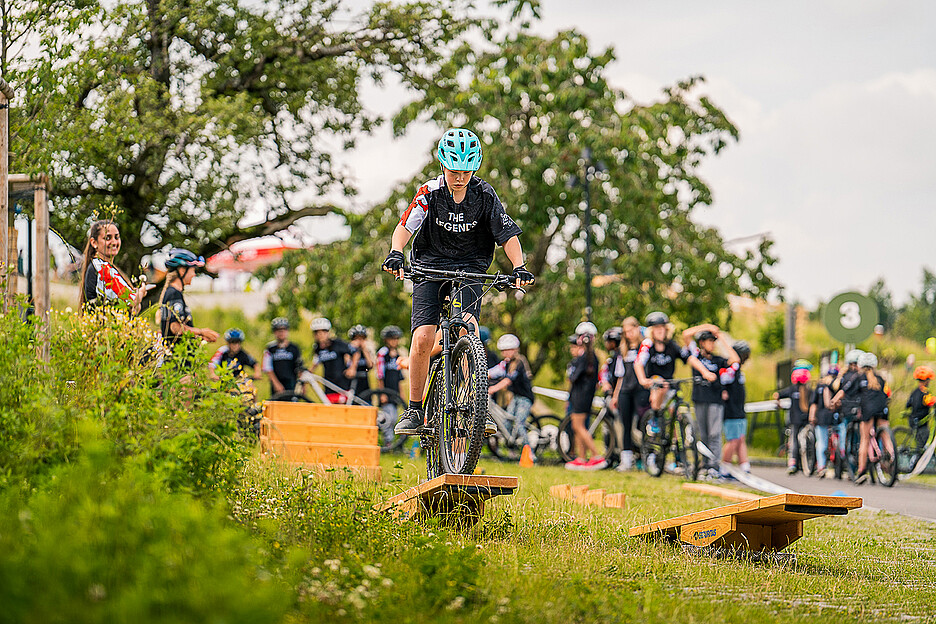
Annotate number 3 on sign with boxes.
[839,301,861,329]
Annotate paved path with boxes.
[750,465,936,523]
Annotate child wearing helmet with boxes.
[906,366,935,451]
[774,361,813,475]
[375,326,407,443]
[157,248,219,354]
[565,331,605,471]
[850,352,893,484]
[311,318,353,403]
[809,367,845,479]
[263,317,305,396]
[210,328,260,381]
[831,349,864,424]
[381,128,533,436]
[347,325,376,396]
[488,334,535,453]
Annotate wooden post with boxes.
[34,176,50,360]
[0,77,12,312]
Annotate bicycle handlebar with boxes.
[401,266,526,293]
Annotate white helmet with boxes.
[857,352,878,369]
[496,333,520,351]
[310,317,332,332]
[575,321,598,337]
[845,349,864,365]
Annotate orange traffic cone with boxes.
[519,444,535,468]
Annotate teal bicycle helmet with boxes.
[165,248,205,269]
[437,128,483,172]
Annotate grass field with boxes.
[286,453,936,623]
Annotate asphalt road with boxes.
[750,465,936,523]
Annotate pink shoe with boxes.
[564,457,587,471]
[583,457,609,471]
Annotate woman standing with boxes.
[79,220,147,313]
[566,322,606,471]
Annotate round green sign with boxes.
[823,291,879,344]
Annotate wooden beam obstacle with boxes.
[260,401,381,479]
[681,482,762,503]
[630,493,862,553]
[377,474,519,526]
[548,483,627,510]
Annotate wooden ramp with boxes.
[377,474,519,526]
[630,493,862,552]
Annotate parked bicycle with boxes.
[844,419,898,487]
[485,398,563,463]
[893,410,935,474]
[403,266,524,479]
[638,379,700,480]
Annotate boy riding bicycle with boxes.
[381,128,534,435]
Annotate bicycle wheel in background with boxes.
[844,421,861,477]
[799,424,817,476]
[438,334,488,475]
[531,414,563,465]
[423,362,444,480]
[358,388,408,453]
[892,426,920,474]
[557,413,615,464]
[269,390,312,403]
[639,411,666,477]
[678,417,701,481]
[874,428,899,487]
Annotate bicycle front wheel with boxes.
[892,426,920,474]
[874,428,899,487]
[438,334,488,475]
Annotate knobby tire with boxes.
[438,334,488,475]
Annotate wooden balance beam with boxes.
[630,493,862,552]
[377,474,519,526]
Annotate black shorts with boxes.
[569,387,596,414]
[859,408,888,423]
[411,279,484,330]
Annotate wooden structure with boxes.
[681,482,762,503]
[548,483,627,510]
[0,77,12,312]
[630,493,861,552]
[260,401,381,478]
[377,473,519,525]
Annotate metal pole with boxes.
[0,78,11,312]
[582,148,592,322]
[25,211,32,299]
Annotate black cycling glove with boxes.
[511,264,534,285]
[382,250,405,273]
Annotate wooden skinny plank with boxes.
[681,482,761,502]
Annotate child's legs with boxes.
[815,425,829,470]
[858,420,871,473]
[788,422,802,467]
[571,412,598,458]
[407,324,437,403]
[508,396,532,446]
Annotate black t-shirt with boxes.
[263,341,305,392]
[811,383,837,427]
[349,344,372,392]
[376,345,404,393]
[210,346,258,377]
[906,387,933,427]
[160,286,193,345]
[568,351,599,403]
[690,345,728,404]
[837,370,862,418]
[637,339,689,380]
[778,383,810,426]
[858,373,889,418]
[315,339,353,392]
[400,175,522,271]
[614,344,641,393]
[491,356,535,402]
[721,363,746,420]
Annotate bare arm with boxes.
[488,378,511,395]
[716,333,740,365]
[687,355,717,382]
[681,324,720,345]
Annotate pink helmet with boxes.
[791,369,810,384]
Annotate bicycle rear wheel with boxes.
[557,412,615,464]
[873,428,898,487]
[358,388,408,453]
[531,415,563,465]
[677,416,701,481]
[438,334,488,475]
[844,421,861,478]
[892,426,921,474]
[799,424,817,476]
[269,390,312,402]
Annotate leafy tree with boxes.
[9,0,482,271]
[264,27,778,376]
[894,269,936,344]
[867,277,895,330]
[758,312,785,354]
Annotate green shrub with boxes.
[758,312,784,354]
[0,445,298,624]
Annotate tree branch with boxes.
[219,203,338,249]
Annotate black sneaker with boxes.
[394,408,425,435]
[484,415,497,436]
[854,470,869,485]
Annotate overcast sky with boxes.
[312,1,936,306]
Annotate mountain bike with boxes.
[403,266,524,479]
[557,395,616,465]
[844,418,898,487]
[638,379,700,481]
[797,423,817,476]
[893,411,933,474]
[819,422,852,480]
[485,398,562,463]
